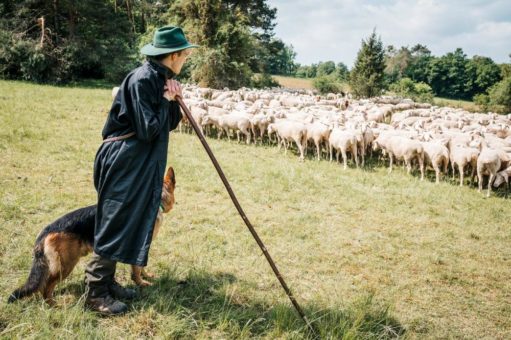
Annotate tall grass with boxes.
[1,80,510,338]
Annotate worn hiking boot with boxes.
[109,280,137,300]
[85,294,128,316]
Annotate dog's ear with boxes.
[164,166,176,188]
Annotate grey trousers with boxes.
[85,252,116,298]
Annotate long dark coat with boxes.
[93,60,182,266]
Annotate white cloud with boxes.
[267,0,511,67]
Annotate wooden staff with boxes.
[176,96,317,336]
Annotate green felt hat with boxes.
[140,26,198,56]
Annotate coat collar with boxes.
[147,59,175,80]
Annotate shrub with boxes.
[473,93,490,111]
[488,77,511,112]
[390,77,434,103]
[313,75,342,94]
[252,73,280,89]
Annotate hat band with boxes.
[153,42,188,48]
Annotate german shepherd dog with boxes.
[8,167,176,305]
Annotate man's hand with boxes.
[163,79,182,101]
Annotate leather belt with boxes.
[102,132,136,143]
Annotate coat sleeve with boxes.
[168,100,183,132]
[129,77,169,142]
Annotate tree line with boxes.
[294,31,511,111]
[0,2,509,111]
[0,0,295,88]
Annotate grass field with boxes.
[272,75,314,90]
[1,80,510,339]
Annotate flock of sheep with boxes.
[178,85,511,197]
[113,85,511,197]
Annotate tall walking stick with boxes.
[176,96,316,335]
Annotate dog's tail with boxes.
[8,243,49,303]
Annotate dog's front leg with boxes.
[131,265,152,286]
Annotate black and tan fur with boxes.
[8,167,176,305]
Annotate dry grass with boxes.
[1,80,510,338]
[273,76,314,90]
[433,97,480,112]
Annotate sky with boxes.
[267,0,511,67]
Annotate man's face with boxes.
[164,49,192,75]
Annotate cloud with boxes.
[268,0,511,66]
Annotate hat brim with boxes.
[140,42,199,56]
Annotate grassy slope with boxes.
[272,75,314,90]
[0,80,510,338]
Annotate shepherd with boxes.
[85,26,197,315]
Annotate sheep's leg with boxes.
[236,130,241,143]
[477,166,483,192]
[284,139,288,155]
[434,165,440,184]
[329,144,333,162]
[405,158,412,174]
[295,138,305,161]
[251,126,257,144]
[315,140,321,161]
[341,149,348,170]
[419,155,425,181]
[353,145,359,168]
[460,164,465,187]
[487,172,495,197]
[388,154,393,173]
[470,165,476,186]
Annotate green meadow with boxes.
[0,80,510,339]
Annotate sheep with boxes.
[329,127,358,169]
[385,136,425,180]
[421,140,450,183]
[304,121,331,161]
[250,113,274,144]
[493,165,511,198]
[449,143,479,187]
[267,121,307,161]
[476,140,511,197]
[217,113,252,144]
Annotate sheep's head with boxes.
[372,138,382,151]
[267,124,276,134]
[493,172,507,188]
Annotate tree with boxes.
[465,56,502,98]
[316,61,336,77]
[0,0,137,82]
[257,38,296,75]
[167,0,279,89]
[488,77,511,112]
[384,45,411,84]
[349,30,385,98]
[335,62,349,81]
[428,48,469,99]
[405,44,432,84]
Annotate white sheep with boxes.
[267,121,307,161]
[422,140,450,183]
[329,127,358,169]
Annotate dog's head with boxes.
[161,166,176,213]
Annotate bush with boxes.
[473,93,490,111]
[488,77,511,112]
[252,73,280,89]
[389,77,434,103]
[313,75,343,94]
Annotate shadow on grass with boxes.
[130,269,405,339]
